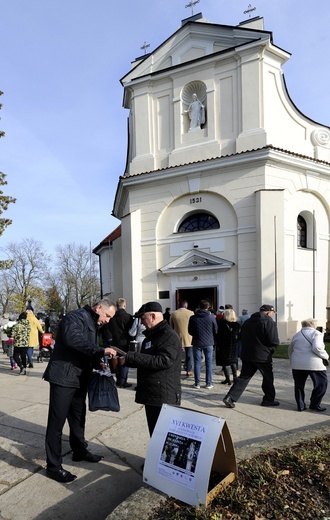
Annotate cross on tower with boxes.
[185,0,200,16]
[140,41,150,55]
[244,3,256,18]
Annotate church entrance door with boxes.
[176,287,217,313]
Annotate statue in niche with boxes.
[185,93,205,131]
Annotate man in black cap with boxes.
[123,301,182,436]
[223,304,280,408]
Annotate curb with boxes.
[106,424,330,520]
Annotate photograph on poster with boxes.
[157,416,207,489]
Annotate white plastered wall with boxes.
[156,191,238,310]
[284,189,329,331]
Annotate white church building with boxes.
[93,13,330,342]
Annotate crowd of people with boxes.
[0,308,45,373]
[0,295,328,483]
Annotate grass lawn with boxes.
[274,342,330,359]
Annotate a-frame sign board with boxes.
[143,404,237,507]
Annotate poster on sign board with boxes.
[143,404,237,507]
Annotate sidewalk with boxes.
[0,352,329,520]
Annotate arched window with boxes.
[297,215,307,248]
[178,213,220,233]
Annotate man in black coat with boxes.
[43,298,117,483]
[107,298,133,388]
[124,301,182,436]
[223,304,280,409]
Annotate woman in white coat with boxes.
[289,319,329,412]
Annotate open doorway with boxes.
[176,287,217,313]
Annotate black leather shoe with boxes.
[309,405,327,412]
[118,382,132,388]
[297,406,307,412]
[261,400,280,407]
[223,396,235,408]
[46,468,77,483]
[72,451,104,462]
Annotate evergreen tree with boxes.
[0,91,16,270]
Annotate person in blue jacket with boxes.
[188,300,217,390]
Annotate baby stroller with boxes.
[37,332,54,362]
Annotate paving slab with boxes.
[0,353,329,520]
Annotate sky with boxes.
[1,0,330,260]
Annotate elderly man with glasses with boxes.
[123,301,182,436]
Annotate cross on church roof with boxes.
[185,0,200,16]
[140,41,150,55]
[244,3,256,18]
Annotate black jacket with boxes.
[104,308,133,352]
[215,319,240,366]
[43,305,105,388]
[241,312,279,363]
[125,320,181,407]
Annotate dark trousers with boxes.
[292,369,328,409]
[227,360,276,403]
[116,364,129,386]
[145,405,162,436]
[223,364,238,382]
[45,383,88,471]
[14,347,28,369]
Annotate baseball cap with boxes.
[260,304,276,312]
[133,301,163,317]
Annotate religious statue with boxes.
[185,93,205,131]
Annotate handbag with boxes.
[88,370,120,412]
[301,330,329,367]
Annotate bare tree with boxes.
[0,270,16,314]
[55,243,100,311]
[0,238,51,312]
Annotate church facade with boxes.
[93,14,330,341]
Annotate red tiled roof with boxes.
[93,225,121,253]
